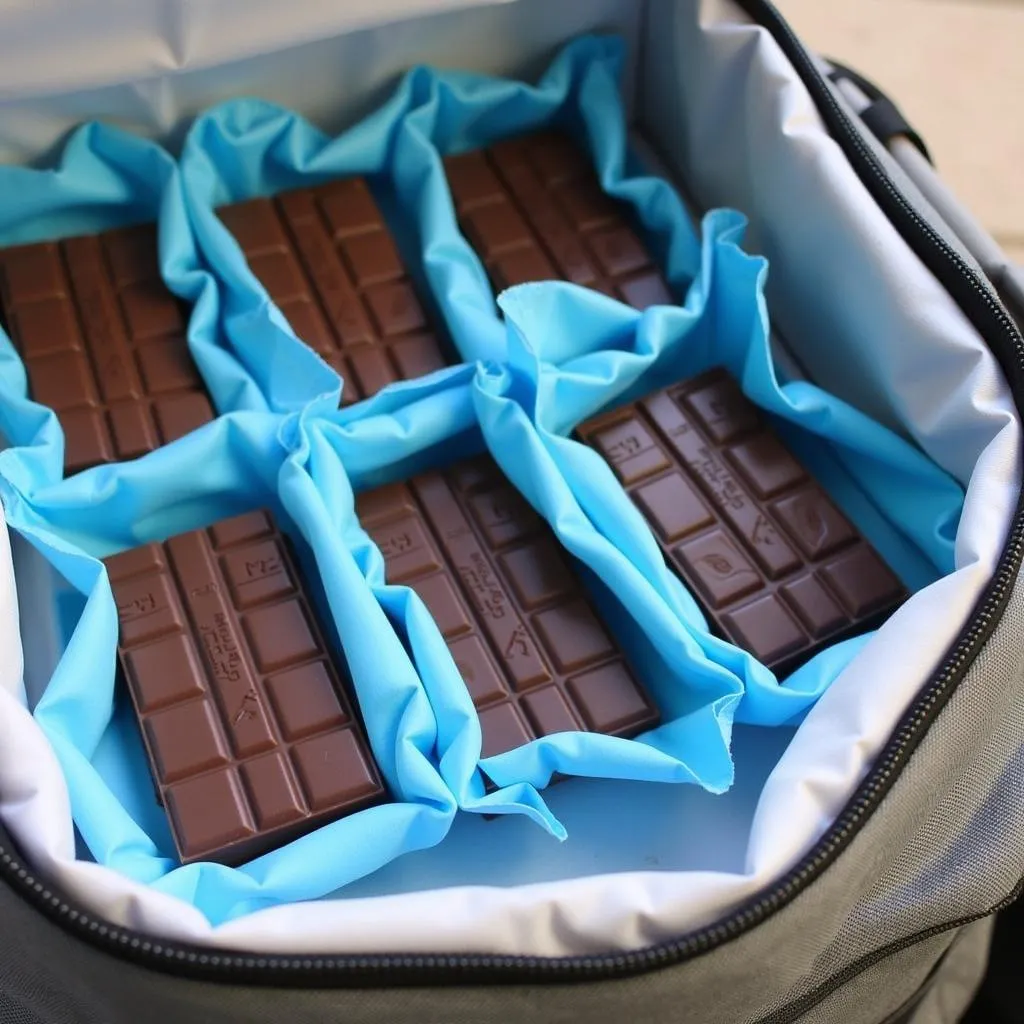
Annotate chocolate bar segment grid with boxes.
[218,182,448,406]
[444,131,673,310]
[356,458,659,760]
[0,224,215,474]
[104,509,385,865]
[576,369,906,673]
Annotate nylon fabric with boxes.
[731,579,1024,1023]
[0,990,47,1024]
[0,1,516,142]
[781,606,1024,1017]
[910,918,993,1024]
[785,930,961,1024]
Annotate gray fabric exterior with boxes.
[1,552,1021,1023]
[0,990,45,1024]
[907,918,994,1024]
[829,70,1024,337]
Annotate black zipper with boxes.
[2,0,1024,996]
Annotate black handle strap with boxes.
[826,60,933,164]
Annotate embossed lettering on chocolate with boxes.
[104,510,385,866]
[356,459,660,761]
[0,224,215,475]
[444,131,673,309]
[218,181,449,406]
[577,369,907,674]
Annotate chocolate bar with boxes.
[0,224,215,474]
[444,131,673,309]
[577,369,907,672]
[217,135,669,406]
[104,510,385,865]
[355,459,659,760]
[218,182,448,405]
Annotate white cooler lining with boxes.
[0,0,1019,956]
[0,0,640,164]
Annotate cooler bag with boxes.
[0,1,1022,1022]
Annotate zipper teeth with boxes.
[3,0,1024,985]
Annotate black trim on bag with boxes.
[757,879,1024,1024]
[826,60,933,163]
[1,0,1024,1004]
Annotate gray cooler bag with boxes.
[1,1,1023,1022]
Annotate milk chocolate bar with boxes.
[218,182,448,405]
[104,510,385,865]
[356,460,659,760]
[0,224,215,474]
[444,131,673,309]
[577,369,907,673]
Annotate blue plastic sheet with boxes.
[0,123,461,922]
[0,124,292,497]
[0,413,456,924]
[0,124,185,490]
[485,263,963,730]
[0,31,967,918]
[309,210,962,824]
[177,35,698,406]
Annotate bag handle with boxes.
[826,60,933,163]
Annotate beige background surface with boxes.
[776,0,1024,266]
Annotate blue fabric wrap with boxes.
[0,118,455,924]
[0,32,966,912]
[485,250,962,731]
[307,210,961,828]
[0,413,456,924]
[0,123,288,484]
[176,35,699,407]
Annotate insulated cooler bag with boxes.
[1,1,1023,1022]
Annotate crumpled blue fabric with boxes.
[0,123,181,490]
[0,413,456,924]
[176,34,697,407]
[0,123,292,496]
[0,28,967,916]
[308,210,962,830]
[484,248,962,731]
